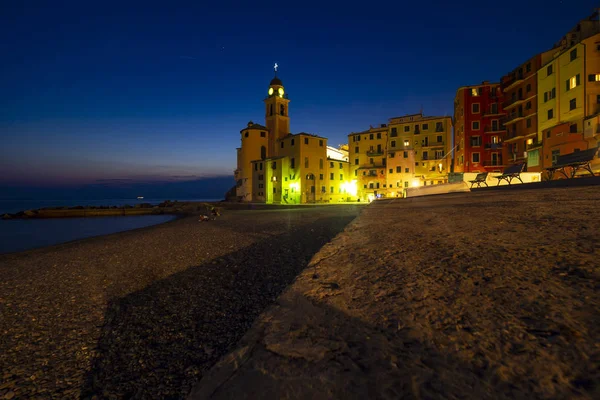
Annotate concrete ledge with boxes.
[405,181,470,198]
[472,174,600,192]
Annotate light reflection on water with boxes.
[0,215,177,255]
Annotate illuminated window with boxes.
[566,74,580,90]
[588,74,600,81]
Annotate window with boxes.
[490,104,498,115]
[369,133,374,140]
[404,181,409,188]
[570,98,576,110]
[547,65,553,76]
[472,153,480,163]
[570,48,577,61]
[471,88,479,96]
[391,128,397,137]
[340,174,343,180]
[290,158,295,168]
[403,151,408,158]
[472,103,480,113]
[437,135,442,143]
[280,141,284,149]
[472,121,480,130]
[526,118,532,128]
[354,158,359,165]
[260,131,266,137]
[389,152,395,158]
[526,101,531,110]
[319,140,323,147]
[422,123,429,130]
[330,173,334,180]
[404,126,410,132]
[321,186,326,193]
[272,161,277,169]
[570,123,577,133]
[566,74,581,90]
[548,109,554,119]
[370,158,374,164]
[319,174,324,179]
[291,138,295,146]
[552,149,560,165]
[546,130,551,138]
[526,83,531,92]
[422,151,429,160]
[435,122,444,132]
[526,63,531,72]
[588,74,600,81]
[258,174,264,181]
[319,159,323,169]
[396,166,401,173]
[389,168,393,174]
[339,163,343,169]
[391,140,396,147]
[330,187,334,194]
[304,138,309,144]
[330,161,334,168]
[471,136,481,147]
[244,132,249,138]
[355,146,359,153]
[254,163,258,171]
[597,94,600,104]
[377,132,381,139]
[405,168,409,173]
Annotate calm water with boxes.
[0,215,177,255]
[0,198,221,215]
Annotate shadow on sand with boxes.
[80,214,357,399]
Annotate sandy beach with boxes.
[0,205,361,399]
[191,186,600,400]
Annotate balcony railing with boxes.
[502,111,525,125]
[484,143,503,150]
[366,150,384,156]
[482,160,504,166]
[502,73,524,91]
[422,141,445,147]
[526,140,542,150]
[484,125,506,133]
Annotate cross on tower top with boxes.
[274,63,278,73]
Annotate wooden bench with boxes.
[545,147,598,180]
[469,172,489,188]
[494,163,525,186]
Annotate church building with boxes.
[234,69,356,203]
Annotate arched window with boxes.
[260,146,266,160]
[280,104,285,116]
[270,105,274,116]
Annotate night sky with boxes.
[1,0,597,187]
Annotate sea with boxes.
[0,198,220,255]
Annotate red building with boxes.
[453,82,507,173]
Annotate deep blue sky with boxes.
[1,0,597,186]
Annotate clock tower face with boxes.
[278,87,284,97]
[268,87,274,96]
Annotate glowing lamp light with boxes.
[438,163,443,172]
[271,176,277,182]
[290,182,299,191]
[411,179,420,187]
[403,140,410,147]
[341,180,358,196]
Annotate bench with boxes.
[494,163,525,186]
[469,172,489,188]
[545,147,598,180]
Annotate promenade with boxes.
[0,205,361,399]
[191,186,600,400]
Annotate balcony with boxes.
[526,140,542,150]
[482,160,504,167]
[503,94,524,109]
[366,150,384,156]
[484,125,506,133]
[502,111,525,125]
[421,141,445,148]
[482,109,504,117]
[502,73,525,92]
[484,143,503,150]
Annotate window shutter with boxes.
[566,80,570,91]
[552,88,556,98]
[544,92,548,102]
[576,74,581,85]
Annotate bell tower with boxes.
[264,63,290,156]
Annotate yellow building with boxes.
[535,30,600,172]
[235,71,356,203]
[348,112,452,201]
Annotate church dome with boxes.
[270,76,283,86]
